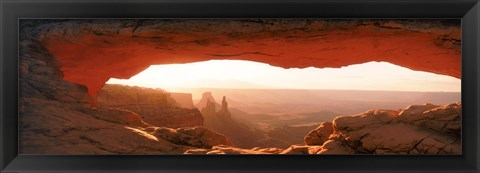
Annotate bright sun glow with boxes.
[106,60,460,92]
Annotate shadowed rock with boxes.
[19,39,230,154]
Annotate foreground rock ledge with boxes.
[183,102,461,155]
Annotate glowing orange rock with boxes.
[36,19,460,95]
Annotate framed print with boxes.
[1,0,479,172]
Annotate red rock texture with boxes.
[26,19,460,95]
[299,102,461,154]
[19,39,230,154]
[18,19,462,154]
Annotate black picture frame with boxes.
[1,0,479,172]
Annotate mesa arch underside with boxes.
[27,19,461,95]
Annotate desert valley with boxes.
[92,84,461,153]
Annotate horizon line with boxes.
[104,84,461,93]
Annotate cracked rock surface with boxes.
[297,103,461,154]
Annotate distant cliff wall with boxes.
[96,84,204,128]
[170,93,195,109]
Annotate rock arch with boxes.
[30,19,460,95]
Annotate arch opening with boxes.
[96,59,461,148]
[105,60,460,96]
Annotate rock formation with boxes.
[96,84,204,128]
[195,92,221,111]
[304,121,334,145]
[202,102,460,155]
[19,38,230,154]
[150,126,233,148]
[198,93,266,148]
[170,93,195,109]
[19,19,462,154]
[201,99,217,118]
[21,19,461,95]
[218,96,232,119]
[293,102,461,154]
[184,145,284,154]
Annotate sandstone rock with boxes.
[19,98,193,154]
[359,123,432,153]
[398,103,438,118]
[21,19,461,95]
[170,93,195,109]
[334,110,399,131]
[304,121,333,145]
[198,93,267,148]
[19,39,229,154]
[251,147,285,154]
[19,40,92,104]
[184,145,284,154]
[217,96,232,119]
[333,110,400,148]
[76,107,150,128]
[19,27,462,154]
[314,140,355,154]
[152,126,232,149]
[183,148,210,154]
[195,92,220,110]
[96,84,204,128]
[96,84,177,107]
[177,126,234,148]
[316,103,462,154]
[200,98,218,118]
[280,145,310,154]
[399,102,461,134]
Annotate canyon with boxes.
[19,19,461,154]
[185,102,462,154]
[96,84,203,128]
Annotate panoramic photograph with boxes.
[19,19,461,154]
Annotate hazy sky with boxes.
[106,60,460,92]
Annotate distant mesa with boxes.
[96,84,204,128]
[170,93,195,109]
